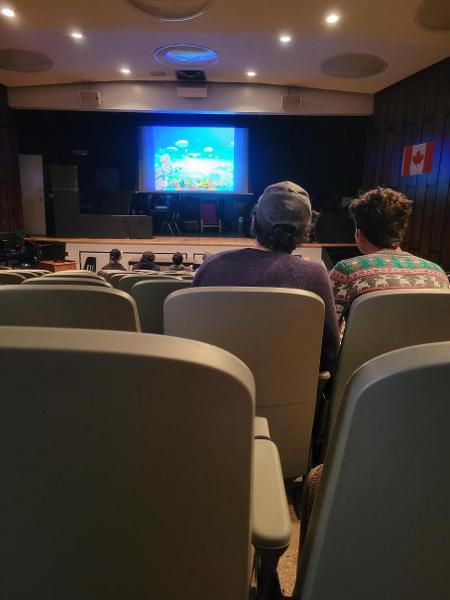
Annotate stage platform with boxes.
[26,236,357,269]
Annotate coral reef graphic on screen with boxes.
[154,127,235,191]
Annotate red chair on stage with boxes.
[200,202,222,233]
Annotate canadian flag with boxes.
[402,142,434,176]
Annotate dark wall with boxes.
[14,110,367,210]
[364,57,450,270]
[0,85,22,231]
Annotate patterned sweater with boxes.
[329,250,449,321]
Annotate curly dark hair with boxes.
[252,214,308,253]
[350,187,413,248]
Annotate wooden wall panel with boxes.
[0,84,22,232]
[364,58,450,271]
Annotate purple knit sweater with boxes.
[193,247,340,371]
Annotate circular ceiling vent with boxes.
[154,44,218,66]
[0,49,53,72]
[417,0,450,31]
[321,53,388,79]
[127,0,214,21]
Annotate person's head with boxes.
[350,187,413,253]
[252,181,311,253]
[109,248,122,263]
[141,251,155,264]
[172,252,183,266]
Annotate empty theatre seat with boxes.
[118,273,177,294]
[328,289,450,433]
[23,277,112,288]
[43,271,105,280]
[0,326,290,599]
[295,342,450,600]
[164,287,325,478]
[7,270,40,279]
[131,279,192,334]
[0,272,26,284]
[0,286,140,331]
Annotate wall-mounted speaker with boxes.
[78,90,102,108]
[281,94,303,113]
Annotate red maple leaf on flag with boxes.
[412,150,424,165]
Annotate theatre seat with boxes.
[0,326,290,600]
[7,270,40,279]
[0,285,140,331]
[0,272,26,284]
[295,342,450,600]
[118,273,180,294]
[328,289,450,433]
[131,279,192,333]
[22,277,112,288]
[43,271,104,280]
[164,287,325,478]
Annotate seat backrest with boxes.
[0,326,254,600]
[23,277,112,288]
[0,272,26,284]
[297,342,450,600]
[98,269,128,283]
[110,272,133,288]
[200,202,218,224]
[165,287,325,477]
[0,285,140,331]
[131,279,192,333]
[329,289,450,427]
[44,271,104,280]
[118,274,174,294]
[83,256,97,271]
[8,270,40,279]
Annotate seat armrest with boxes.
[254,416,271,439]
[252,439,291,552]
[317,371,331,398]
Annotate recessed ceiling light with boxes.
[70,31,84,39]
[246,71,257,78]
[120,68,131,75]
[325,13,340,24]
[279,34,292,43]
[1,7,15,18]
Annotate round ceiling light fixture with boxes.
[0,48,53,72]
[127,0,214,21]
[154,44,218,67]
[321,53,388,78]
[1,7,16,18]
[417,0,450,31]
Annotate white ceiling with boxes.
[0,0,449,93]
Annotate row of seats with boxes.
[1,271,449,480]
[1,324,448,599]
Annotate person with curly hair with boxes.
[330,187,449,321]
[193,181,340,372]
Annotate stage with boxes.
[26,236,358,270]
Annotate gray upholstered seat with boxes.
[0,326,290,600]
[0,272,26,284]
[43,271,105,280]
[118,274,178,294]
[7,270,40,279]
[164,286,325,478]
[131,279,192,334]
[328,289,450,431]
[23,276,112,287]
[295,341,450,600]
[0,285,140,330]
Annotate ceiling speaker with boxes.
[321,53,388,79]
[417,0,450,30]
[127,0,214,21]
[78,90,102,108]
[0,49,53,72]
[282,95,303,113]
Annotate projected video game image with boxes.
[153,126,235,192]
